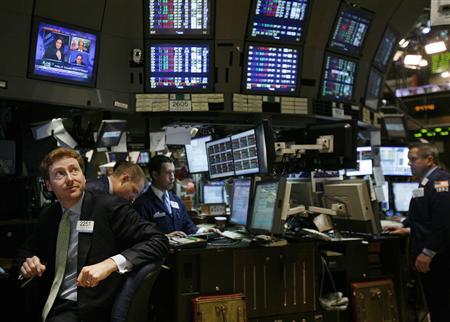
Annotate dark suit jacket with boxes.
[17,190,169,321]
[86,176,110,194]
[43,47,65,61]
[133,188,198,235]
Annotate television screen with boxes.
[96,120,127,148]
[206,137,234,179]
[28,18,99,87]
[247,0,310,44]
[230,179,252,226]
[380,146,412,176]
[145,0,212,37]
[320,53,357,102]
[185,135,211,173]
[392,182,417,212]
[243,43,300,95]
[145,41,213,92]
[346,146,373,176]
[329,4,373,56]
[373,27,398,72]
[365,68,383,110]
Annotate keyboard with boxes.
[168,236,207,249]
[220,230,249,240]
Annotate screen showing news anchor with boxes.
[29,19,99,87]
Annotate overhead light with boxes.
[393,51,403,61]
[399,39,410,48]
[424,41,447,54]
[422,26,431,34]
[419,59,428,67]
[404,54,422,65]
[405,64,420,70]
[441,71,450,78]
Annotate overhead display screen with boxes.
[146,0,211,37]
[373,27,398,72]
[365,68,383,110]
[243,44,300,95]
[146,41,212,92]
[329,4,373,56]
[320,53,357,102]
[248,0,309,44]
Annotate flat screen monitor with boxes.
[231,129,260,176]
[346,146,373,176]
[145,40,213,92]
[392,182,417,212]
[230,179,252,226]
[383,115,407,138]
[137,151,150,164]
[107,152,128,163]
[185,135,211,173]
[373,27,398,72]
[145,0,212,38]
[28,18,99,87]
[255,120,275,174]
[323,180,381,234]
[243,43,300,96]
[380,147,412,176]
[206,137,234,179]
[306,121,357,170]
[203,183,225,204]
[365,68,383,110]
[96,120,127,148]
[329,4,373,56]
[247,0,310,44]
[320,53,357,103]
[248,179,285,235]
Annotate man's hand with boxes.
[415,253,432,273]
[166,231,187,238]
[20,256,46,279]
[384,226,410,236]
[77,258,118,288]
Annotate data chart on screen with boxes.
[320,53,357,102]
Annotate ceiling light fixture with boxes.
[425,41,447,54]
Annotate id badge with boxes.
[76,220,95,233]
[412,188,424,198]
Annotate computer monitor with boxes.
[145,0,213,38]
[96,120,127,148]
[230,179,252,226]
[380,147,412,176]
[346,146,373,176]
[323,179,381,234]
[28,17,100,87]
[392,182,417,212]
[248,178,286,235]
[305,121,357,170]
[320,52,358,103]
[145,40,213,92]
[328,3,373,56]
[206,137,234,179]
[203,183,225,204]
[381,181,390,210]
[373,26,399,72]
[247,0,310,44]
[185,135,212,174]
[383,115,408,139]
[137,151,150,164]
[365,68,383,110]
[231,129,259,176]
[242,43,300,96]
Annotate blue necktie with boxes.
[163,192,172,215]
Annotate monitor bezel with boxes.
[318,51,359,104]
[327,2,374,58]
[372,25,400,72]
[144,39,215,93]
[241,42,302,97]
[245,0,312,45]
[230,178,253,226]
[184,135,212,174]
[143,0,215,39]
[27,16,101,88]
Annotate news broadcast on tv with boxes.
[31,20,98,85]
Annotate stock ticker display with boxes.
[244,44,299,94]
[321,53,357,102]
[148,43,211,91]
[329,5,372,56]
[147,0,210,36]
[249,0,309,43]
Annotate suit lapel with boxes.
[77,192,94,271]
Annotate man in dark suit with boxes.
[17,148,169,322]
[86,162,147,203]
[387,143,450,321]
[43,38,65,62]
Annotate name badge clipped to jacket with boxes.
[170,201,180,209]
[412,188,424,198]
[76,220,95,233]
[154,211,166,218]
[434,181,449,192]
